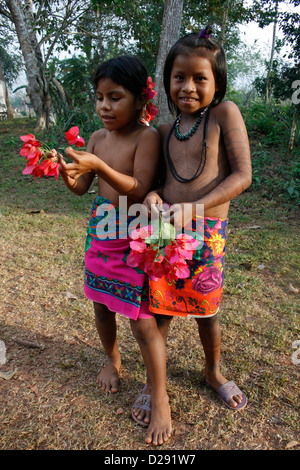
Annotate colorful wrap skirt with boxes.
[84,196,153,321]
[149,217,229,318]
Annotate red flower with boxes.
[20,134,41,146]
[164,258,190,282]
[65,126,85,147]
[144,103,159,122]
[32,159,59,179]
[20,126,84,179]
[22,163,36,175]
[143,76,157,101]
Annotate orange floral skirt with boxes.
[149,217,228,318]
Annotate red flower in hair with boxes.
[141,76,159,123]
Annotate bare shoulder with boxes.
[141,123,159,137]
[212,100,244,127]
[87,128,106,152]
[158,122,173,140]
[138,124,160,144]
[88,127,106,143]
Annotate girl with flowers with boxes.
[58,56,172,446]
[142,26,252,420]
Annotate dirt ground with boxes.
[0,120,299,452]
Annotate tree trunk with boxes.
[266,0,278,102]
[5,0,51,130]
[288,106,298,152]
[0,58,13,119]
[220,0,230,46]
[154,0,184,125]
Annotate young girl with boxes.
[142,26,252,419]
[59,56,172,446]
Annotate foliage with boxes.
[254,58,300,102]
[236,97,300,205]
[241,98,298,145]
[0,21,22,86]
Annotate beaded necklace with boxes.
[174,107,208,141]
[166,106,210,183]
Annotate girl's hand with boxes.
[63,147,100,179]
[143,191,164,218]
[58,152,95,195]
[162,202,194,232]
[58,153,77,189]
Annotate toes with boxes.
[132,408,150,424]
[145,428,172,446]
[228,394,243,407]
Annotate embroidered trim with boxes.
[84,268,145,308]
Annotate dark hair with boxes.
[163,25,227,115]
[93,55,148,99]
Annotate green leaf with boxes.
[145,217,176,246]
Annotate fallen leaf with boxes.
[0,368,17,380]
[288,283,299,294]
[236,283,245,289]
[0,340,6,365]
[65,290,77,300]
[69,396,87,407]
[14,338,44,349]
[29,209,44,214]
[29,384,39,397]
[285,440,299,449]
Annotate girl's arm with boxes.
[195,100,252,211]
[63,126,160,201]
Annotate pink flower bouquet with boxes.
[126,214,199,282]
[20,126,85,179]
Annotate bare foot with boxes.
[204,368,244,408]
[145,394,172,446]
[96,358,120,393]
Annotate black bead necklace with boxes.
[174,107,208,141]
[166,106,211,183]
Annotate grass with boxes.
[0,118,299,451]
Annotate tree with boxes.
[154,0,184,124]
[266,0,279,102]
[0,58,13,118]
[0,0,90,129]
[0,23,22,119]
[2,0,52,129]
[251,0,299,150]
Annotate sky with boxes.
[240,0,299,56]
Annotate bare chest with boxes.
[93,135,137,174]
[162,123,229,203]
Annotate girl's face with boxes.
[170,54,217,115]
[95,78,142,131]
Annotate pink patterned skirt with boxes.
[84,197,153,321]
